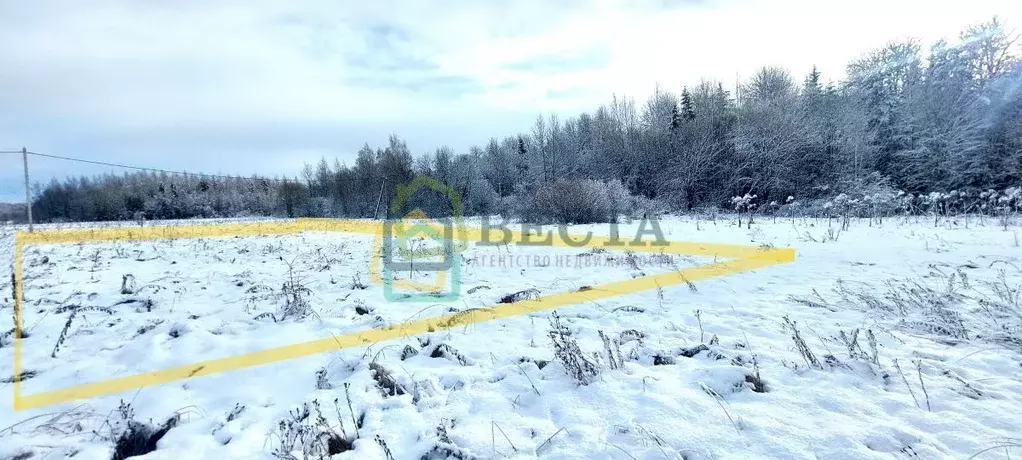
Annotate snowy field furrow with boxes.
[1,216,1020,460]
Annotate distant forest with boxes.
[21,18,1022,224]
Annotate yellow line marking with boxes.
[13,232,24,407]
[12,219,795,410]
[18,221,304,244]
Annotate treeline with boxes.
[29,18,1022,224]
[0,203,25,223]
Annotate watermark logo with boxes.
[378,175,464,302]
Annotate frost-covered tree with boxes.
[27,17,1022,224]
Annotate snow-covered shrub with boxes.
[920,190,974,226]
[836,328,880,368]
[632,195,670,219]
[107,401,180,460]
[548,311,600,385]
[276,257,313,321]
[996,187,1022,228]
[511,178,656,224]
[982,270,1022,350]
[862,189,903,221]
[922,191,945,215]
[786,185,1022,224]
[521,179,612,224]
[820,173,904,222]
[780,195,802,221]
[464,178,499,216]
[604,179,633,222]
[496,194,521,220]
[761,199,789,223]
[805,270,1022,349]
[730,193,757,214]
[823,193,859,230]
[980,189,998,215]
[304,197,331,218]
[781,316,822,370]
[1000,187,1022,211]
[270,400,353,459]
[731,193,758,227]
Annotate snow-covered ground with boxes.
[1,215,1021,460]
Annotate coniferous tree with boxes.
[680,88,696,121]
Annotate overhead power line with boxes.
[4,147,305,231]
[2,149,291,183]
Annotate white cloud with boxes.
[0,0,1018,200]
[5,0,1017,123]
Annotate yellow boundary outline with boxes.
[11,218,795,410]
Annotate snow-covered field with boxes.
[1,215,1021,460]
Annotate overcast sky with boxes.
[1,0,1019,201]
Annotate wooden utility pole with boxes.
[22,147,33,232]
